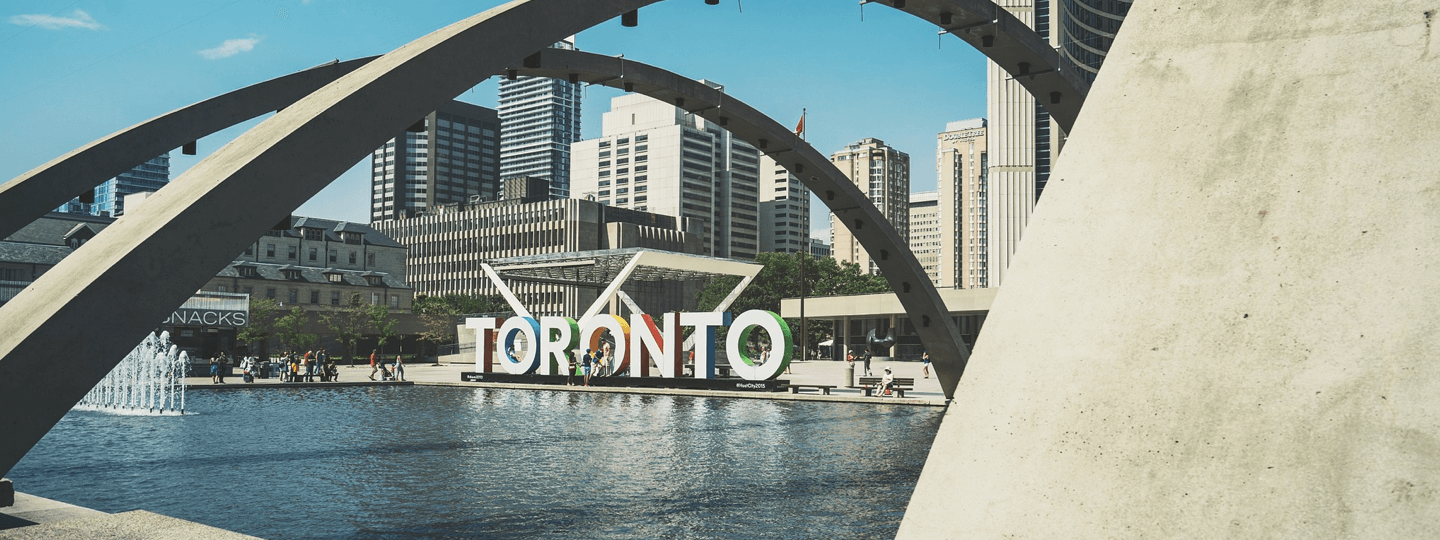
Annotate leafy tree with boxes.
[697,252,889,356]
[274,306,317,354]
[369,303,400,355]
[238,298,281,359]
[414,295,460,359]
[322,294,371,366]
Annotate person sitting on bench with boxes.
[880,368,896,397]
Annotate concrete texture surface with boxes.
[899,0,1440,537]
[0,510,261,540]
[0,492,106,532]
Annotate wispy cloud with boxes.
[9,9,104,30]
[198,35,263,60]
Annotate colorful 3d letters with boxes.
[466,310,792,381]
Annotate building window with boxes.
[327,273,342,283]
[328,249,337,263]
[368,253,376,266]
[288,289,299,303]
[331,291,341,306]
[266,244,276,258]
[310,290,320,304]
[218,285,227,293]
[372,293,380,305]
[288,246,297,260]
[349,252,357,264]
[390,295,399,308]
[266,288,276,299]
[309,248,318,262]
[244,245,253,256]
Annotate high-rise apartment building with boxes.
[56,154,170,217]
[986,0,1128,286]
[828,138,910,274]
[498,37,582,200]
[571,89,761,260]
[370,101,500,222]
[758,155,811,254]
[908,191,943,286]
[938,119,989,289]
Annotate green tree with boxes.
[413,295,460,360]
[697,252,889,356]
[369,303,400,356]
[322,294,371,366]
[237,298,281,359]
[274,306,318,354]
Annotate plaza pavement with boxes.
[184,358,948,405]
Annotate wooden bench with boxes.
[787,384,837,395]
[857,377,914,398]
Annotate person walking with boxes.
[921,351,931,379]
[392,355,405,382]
[209,355,220,384]
[862,350,873,376]
[217,353,227,384]
[368,349,379,381]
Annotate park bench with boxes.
[857,377,914,398]
[786,384,837,395]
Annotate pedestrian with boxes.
[368,349,379,381]
[393,355,405,381]
[921,351,931,379]
[593,347,606,378]
[217,353,227,384]
[582,348,593,386]
[304,350,316,382]
[862,350,873,376]
[209,355,219,384]
[240,356,252,383]
[566,350,578,386]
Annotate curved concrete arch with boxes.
[0,0,1059,476]
[884,0,1090,131]
[0,57,378,241]
[509,47,970,391]
[0,0,667,480]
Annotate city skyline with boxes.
[0,0,986,236]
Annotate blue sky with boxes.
[0,0,987,232]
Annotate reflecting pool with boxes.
[10,386,943,539]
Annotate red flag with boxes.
[793,110,806,136]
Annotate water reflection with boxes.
[12,387,943,539]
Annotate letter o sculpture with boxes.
[725,310,793,381]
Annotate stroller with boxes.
[378,363,395,381]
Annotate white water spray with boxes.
[76,331,188,415]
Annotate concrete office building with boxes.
[807,238,831,258]
[909,191,943,286]
[571,90,761,259]
[828,138,910,274]
[371,198,704,317]
[758,155,811,254]
[55,154,170,217]
[498,37,582,200]
[987,0,1128,286]
[938,119,989,289]
[370,100,500,222]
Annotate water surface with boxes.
[11,386,942,539]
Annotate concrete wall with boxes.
[900,0,1440,537]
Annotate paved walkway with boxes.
[186,359,948,405]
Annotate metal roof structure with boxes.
[488,248,760,287]
[482,248,762,321]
